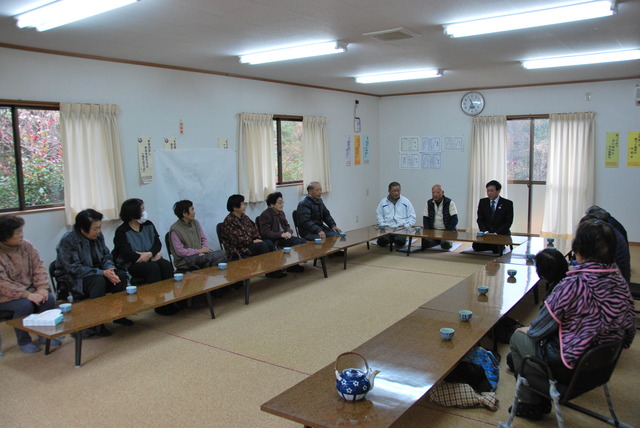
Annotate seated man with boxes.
[221,194,285,278]
[375,181,416,248]
[258,192,306,272]
[55,209,132,336]
[169,200,227,272]
[297,182,342,241]
[422,184,458,250]
[472,180,514,254]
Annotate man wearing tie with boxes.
[472,180,514,254]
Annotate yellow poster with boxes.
[604,132,619,167]
[628,131,640,167]
[354,135,361,165]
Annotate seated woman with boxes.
[112,198,173,284]
[257,192,307,272]
[533,247,568,298]
[509,219,635,420]
[169,200,226,271]
[55,209,132,337]
[221,194,285,278]
[0,215,60,353]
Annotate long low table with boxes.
[261,262,541,427]
[387,228,528,256]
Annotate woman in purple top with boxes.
[509,219,635,420]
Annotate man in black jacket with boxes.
[472,180,514,254]
[297,182,342,241]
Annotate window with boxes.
[506,115,549,235]
[0,103,64,212]
[273,116,303,185]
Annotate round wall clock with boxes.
[460,91,485,116]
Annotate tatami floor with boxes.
[1,243,638,427]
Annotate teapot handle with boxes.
[335,351,369,373]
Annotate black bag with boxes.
[445,361,492,393]
[488,316,524,344]
[536,334,562,363]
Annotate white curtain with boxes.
[302,116,331,193]
[59,103,127,225]
[466,116,508,232]
[238,112,276,202]
[541,112,595,238]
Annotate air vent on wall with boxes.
[363,27,420,42]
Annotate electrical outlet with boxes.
[217,138,229,149]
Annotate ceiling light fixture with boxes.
[355,69,442,84]
[15,0,139,32]
[522,49,640,69]
[239,41,348,65]
[443,0,616,38]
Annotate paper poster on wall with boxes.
[344,135,352,166]
[628,131,640,167]
[421,153,441,169]
[444,136,464,151]
[420,136,441,152]
[363,136,370,164]
[399,136,418,152]
[400,153,419,169]
[605,132,619,167]
[354,135,361,165]
[137,137,153,184]
[164,137,177,150]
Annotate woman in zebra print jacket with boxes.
[508,218,635,420]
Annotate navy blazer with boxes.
[476,197,514,235]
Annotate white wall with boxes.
[380,80,640,241]
[0,47,380,263]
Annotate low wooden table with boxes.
[261,308,493,428]
[327,225,388,269]
[7,273,228,367]
[389,229,528,256]
[496,236,572,265]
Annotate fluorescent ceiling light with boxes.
[239,41,347,65]
[15,0,138,32]
[355,69,442,84]
[443,0,615,38]
[522,49,640,69]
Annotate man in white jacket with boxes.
[376,182,416,247]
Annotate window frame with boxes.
[506,114,549,186]
[0,99,64,213]
[273,114,303,186]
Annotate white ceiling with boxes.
[1,0,639,96]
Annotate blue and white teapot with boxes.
[335,352,380,401]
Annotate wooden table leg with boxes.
[244,279,250,305]
[320,257,328,278]
[44,338,51,355]
[74,331,83,368]
[205,291,215,319]
[343,248,347,270]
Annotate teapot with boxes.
[335,352,380,401]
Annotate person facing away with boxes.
[221,194,285,278]
[0,215,60,353]
[257,192,306,272]
[169,200,226,272]
[422,184,458,250]
[296,181,342,241]
[472,180,514,254]
[508,219,634,421]
[580,211,630,284]
[375,181,416,248]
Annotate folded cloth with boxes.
[427,381,498,411]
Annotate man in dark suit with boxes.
[472,180,514,254]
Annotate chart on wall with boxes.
[154,149,236,251]
[398,135,462,170]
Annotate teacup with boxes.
[283,247,292,254]
[477,231,485,236]
[547,238,555,245]
[173,273,184,281]
[218,262,228,270]
[525,253,535,261]
[414,226,422,233]
[59,303,72,314]
[126,285,137,295]
[314,238,322,244]
[377,224,386,230]
[339,232,347,238]
[507,269,517,277]
[477,285,489,295]
[459,310,473,322]
[440,327,455,340]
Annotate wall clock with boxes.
[460,91,485,116]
